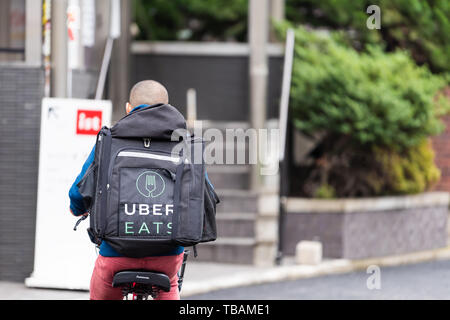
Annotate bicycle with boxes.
[112,250,189,300]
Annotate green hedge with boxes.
[133,0,449,74]
[277,23,449,197]
[281,23,448,151]
[133,0,247,41]
[286,0,450,73]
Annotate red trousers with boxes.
[90,253,185,300]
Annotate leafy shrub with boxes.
[285,0,450,73]
[133,0,247,41]
[279,23,448,151]
[375,139,440,195]
[277,23,448,197]
[314,184,336,199]
[132,0,449,74]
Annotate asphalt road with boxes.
[186,259,450,300]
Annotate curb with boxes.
[181,246,450,297]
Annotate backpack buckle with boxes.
[143,138,151,148]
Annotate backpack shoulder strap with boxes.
[98,127,112,239]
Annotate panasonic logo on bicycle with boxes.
[136,275,150,280]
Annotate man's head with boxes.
[126,80,169,114]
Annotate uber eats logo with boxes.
[136,171,165,198]
[121,170,172,237]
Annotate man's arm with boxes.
[68,145,96,216]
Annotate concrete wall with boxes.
[130,43,284,122]
[283,193,449,259]
[0,66,44,281]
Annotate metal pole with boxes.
[271,0,285,21]
[249,0,269,191]
[108,0,131,121]
[279,29,295,162]
[186,88,197,130]
[276,29,295,265]
[269,0,285,42]
[95,37,114,100]
[95,0,121,101]
[25,0,42,66]
[42,0,52,97]
[51,0,68,97]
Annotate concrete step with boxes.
[201,122,252,166]
[216,213,256,238]
[215,189,259,214]
[195,237,256,264]
[204,140,251,166]
[199,121,250,132]
[207,165,250,190]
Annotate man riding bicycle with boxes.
[69,80,205,300]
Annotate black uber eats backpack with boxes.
[77,104,219,258]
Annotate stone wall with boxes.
[282,193,449,259]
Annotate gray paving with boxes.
[0,282,89,300]
[187,259,450,300]
[4,258,450,300]
[0,261,262,300]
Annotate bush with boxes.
[286,0,450,74]
[281,23,448,151]
[314,184,336,199]
[277,23,449,197]
[132,0,449,73]
[375,139,440,195]
[133,0,247,41]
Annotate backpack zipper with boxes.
[117,151,181,163]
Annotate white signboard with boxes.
[26,98,112,290]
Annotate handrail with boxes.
[278,29,295,162]
[276,28,295,265]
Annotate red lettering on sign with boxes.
[76,110,102,135]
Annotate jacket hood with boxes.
[110,104,186,139]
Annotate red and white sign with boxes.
[76,109,102,135]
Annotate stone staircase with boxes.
[194,121,279,266]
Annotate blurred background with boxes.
[1,0,450,299]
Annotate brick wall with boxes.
[0,66,44,281]
[432,115,450,192]
[432,88,450,193]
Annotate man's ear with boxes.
[126,102,132,114]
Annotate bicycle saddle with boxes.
[112,270,171,292]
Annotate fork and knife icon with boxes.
[145,175,157,196]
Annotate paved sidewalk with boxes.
[181,246,450,297]
[0,262,265,300]
[2,246,450,300]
